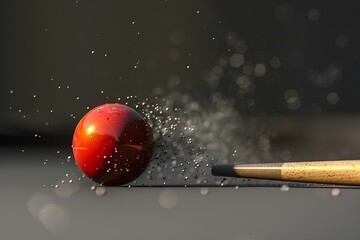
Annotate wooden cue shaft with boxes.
[211,160,360,185]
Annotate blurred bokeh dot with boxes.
[229,54,245,68]
[200,187,209,195]
[331,188,341,197]
[327,92,339,104]
[38,203,71,235]
[307,8,320,21]
[236,75,250,90]
[158,189,178,209]
[270,57,282,69]
[254,63,266,77]
[280,185,290,192]
[243,64,253,75]
[95,186,107,196]
[284,89,301,110]
[280,149,292,161]
[309,63,343,87]
[335,34,348,48]
[210,65,224,79]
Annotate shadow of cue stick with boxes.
[211,160,360,185]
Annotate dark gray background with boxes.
[1,0,360,142]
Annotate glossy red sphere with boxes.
[72,103,153,186]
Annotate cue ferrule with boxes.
[212,163,283,180]
[211,165,238,177]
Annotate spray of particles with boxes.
[122,91,273,186]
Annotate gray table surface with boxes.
[1,146,360,240]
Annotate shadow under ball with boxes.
[72,103,153,186]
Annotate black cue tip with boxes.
[211,165,238,177]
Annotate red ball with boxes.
[72,103,153,186]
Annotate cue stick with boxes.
[211,160,360,185]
